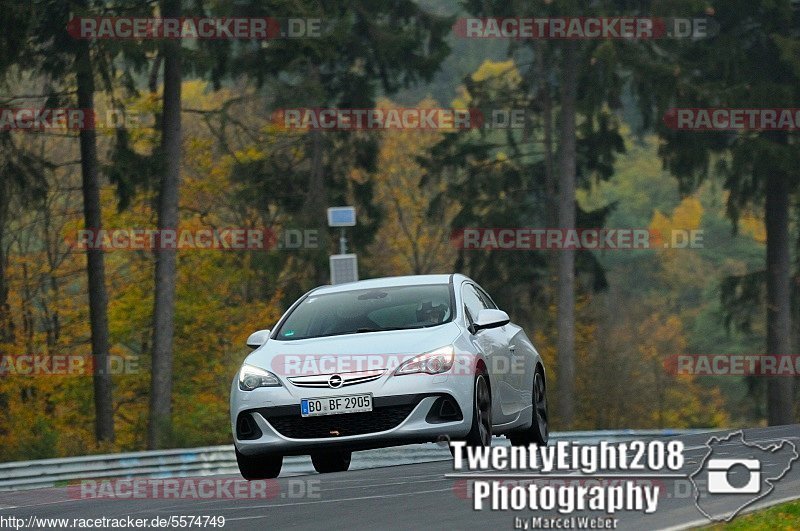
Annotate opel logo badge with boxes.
[328,374,343,388]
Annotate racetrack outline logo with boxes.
[689,430,798,522]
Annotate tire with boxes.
[236,448,283,479]
[509,369,548,446]
[450,371,492,457]
[311,450,352,473]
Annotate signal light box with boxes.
[330,254,359,284]
[327,207,356,227]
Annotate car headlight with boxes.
[395,346,455,375]
[238,364,282,390]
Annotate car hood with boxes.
[243,322,461,374]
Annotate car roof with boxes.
[311,274,469,296]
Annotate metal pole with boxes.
[339,227,347,255]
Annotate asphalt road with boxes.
[1,425,798,531]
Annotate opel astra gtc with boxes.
[230,274,548,478]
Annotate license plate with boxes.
[300,394,373,417]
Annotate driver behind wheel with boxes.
[416,301,447,325]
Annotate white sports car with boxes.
[230,274,548,478]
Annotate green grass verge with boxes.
[704,499,800,530]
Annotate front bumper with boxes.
[230,372,474,456]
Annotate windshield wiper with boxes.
[354,325,426,334]
[279,325,433,340]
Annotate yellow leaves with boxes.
[181,79,232,112]
[647,195,713,293]
[470,59,521,85]
[656,385,728,428]
[365,98,458,276]
[263,121,299,136]
[451,86,471,110]
[739,210,766,244]
[637,313,687,359]
[0,75,297,459]
[349,167,369,185]
[649,195,704,278]
[453,60,522,108]
[649,210,670,238]
[650,196,703,237]
[636,312,729,428]
[672,196,703,230]
[572,295,731,431]
[233,146,266,164]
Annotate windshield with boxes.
[275,284,453,341]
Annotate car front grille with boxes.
[287,369,385,388]
[264,404,416,439]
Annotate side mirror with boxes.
[246,329,271,349]
[469,309,510,335]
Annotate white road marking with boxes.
[224,486,453,519]
[683,436,800,452]
[0,499,86,510]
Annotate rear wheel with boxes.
[236,448,283,479]
[311,450,352,473]
[509,369,548,446]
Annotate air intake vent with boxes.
[236,413,262,440]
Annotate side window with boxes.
[475,286,497,309]
[462,284,487,324]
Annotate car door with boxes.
[474,284,531,415]
[461,282,514,423]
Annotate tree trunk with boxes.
[535,41,557,338]
[536,42,557,230]
[307,129,328,285]
[148,0,182,449]
[765,170,794,425]
[556,41,578,428]
[0,219,13,344]
[75,38,115,442]
[0,193,10,343]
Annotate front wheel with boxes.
[450,371,492,457]
[236,448,283,479]
[311,450,352,473]
[508,369,548,446]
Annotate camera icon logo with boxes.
[706,458,761,494]
[691,430,798,522]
